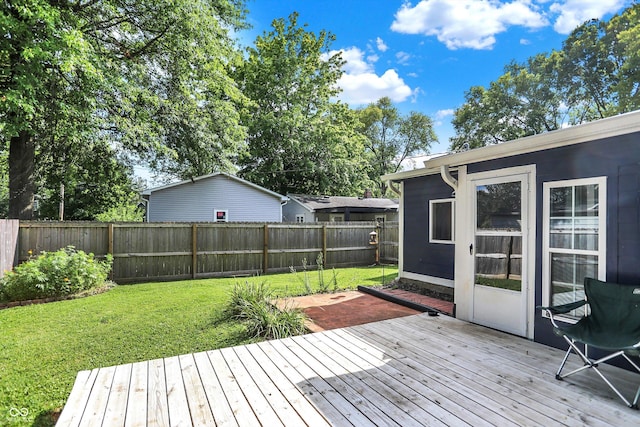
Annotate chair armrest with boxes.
[538,300,587,315]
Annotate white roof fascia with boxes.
[383,110,640,182]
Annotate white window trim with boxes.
[429,198,455,244]
[295,214,305,223]
[213,209,229,222]
[541,177,607,322]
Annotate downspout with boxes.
[440,165,458,192]
[387,180,402,196]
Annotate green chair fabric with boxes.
[556,278,640,351]
[539,277,640,408]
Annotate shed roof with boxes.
[288,194,398,212]
[142,172,288,202]
[382,109,640,182]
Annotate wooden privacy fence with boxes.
[16,221,398,283]
[475,235,522,280]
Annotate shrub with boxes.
[226,280,307,339]
[241,299,307,340]
[227,280,273,319]
[0,246,113,302]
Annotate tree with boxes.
[1,0,248,219]
[450,3,640,150]
[451,54,566,150]
[609,4,640,113]
[35,142,142,220]
[559,18,617,121]
[359,97,437,195]
[235,12,371,196]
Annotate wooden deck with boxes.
[57,314,640,426]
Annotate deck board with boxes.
[57,314,640,426]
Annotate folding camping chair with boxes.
[539,277,640,408]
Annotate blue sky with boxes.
[240,0,632,154]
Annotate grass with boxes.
[0,265,397,427]
[475,275,522,291]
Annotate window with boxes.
[543,178,606,319]
[214,209,228,222]
[295,214,305,223]
[429,199,455,243]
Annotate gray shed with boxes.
[143,173,288,222]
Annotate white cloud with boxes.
[550,0,626,34]
[435,109,455,120]
[434,108,455,126]
[376,37,389,52]
[332,47,373,74]
[328,47,414,105]
[520,38,531,45]
[396,51,411,65]
[391,0,548,50]
[339,70,413,104]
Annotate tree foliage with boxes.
[451,4,640,150]
[1,0,248,219]
[235,13,371,196]
[359,97,437,195]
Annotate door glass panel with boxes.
[475,181,522,291]
[476,182,521,231]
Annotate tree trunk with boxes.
[8,131,35,219]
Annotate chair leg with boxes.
[557,337,635,408]
[556,342,574,380]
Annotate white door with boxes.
[469,170,533,337]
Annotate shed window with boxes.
[542,177,606,320]
[214,209,228,222]
[295,214,305,223]
[429,199,454,244]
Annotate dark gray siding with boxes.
[466,132,640,348]
[403,174,455,280]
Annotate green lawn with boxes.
[0,266,397,427]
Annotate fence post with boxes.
[322,224,327,266]
[192,224,198,279]
[263,224,269,274]
[108,223,114,281]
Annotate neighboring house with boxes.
[382,110,640,354]
[283,193,399,223]
[142,173,288,222]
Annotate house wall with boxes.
[148,176,282,222]
[402,173,456,282]
[464,131,640,348]
[282,202,313,223]
[401,131,639,348]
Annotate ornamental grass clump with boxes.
[227,280,307,339]
[0,246,113,303]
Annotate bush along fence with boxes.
[13,221,399,283]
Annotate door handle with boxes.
[469,243,473,255]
